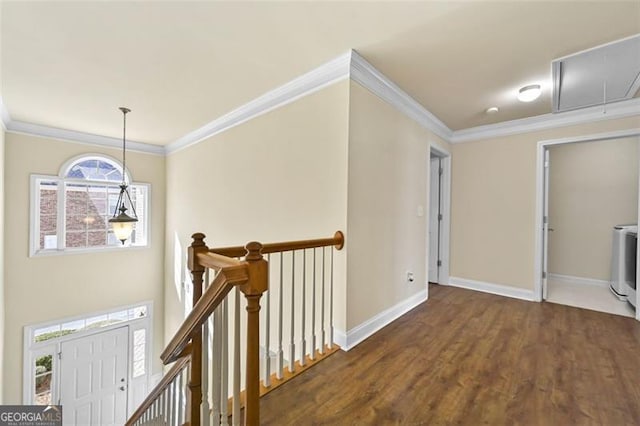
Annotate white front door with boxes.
[60,326,129,426]
[429,157,441,283]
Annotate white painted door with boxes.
[542,149,551,300]
[429,157,441,283]
[60,326,129,426]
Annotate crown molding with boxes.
[3,49,638,154]
[450,97,640,144]
[166,51,352,155]
[349,50,453,142]
[6,120,165,155]
[0,97,10,131]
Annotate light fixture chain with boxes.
[110,107,138,244]
[122,109,127,184]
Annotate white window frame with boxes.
[29,153,151,256]
[23,301,154,410]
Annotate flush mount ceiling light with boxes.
[486,106,499,114]
[517,84,542,102]
[109,107,138,244]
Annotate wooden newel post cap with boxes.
[189,233,207,272]
[191,233,206,247]
[245,241,263,261]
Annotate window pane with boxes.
[98,160,123,182]
[133,328,146,378]
[108,310,129,323]
[34,325,61,343]
[38,180,58,250]
[64,183,120,249]
[43,236,57,250]
[32,305,147,343]
[134,329,145,347]
[34,355,53,405]
[61,319,85,334]
[132,306,147,319]
[133,360,145,378]
[66,159,123,182]
[33,158,148,254]
[107,232,119,246]
[108,192,119,216]
[87,231,107,246]
[129,185,148,246]
[85,314,109,329]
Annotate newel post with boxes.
[241,241,269,426]
[187,233,208,426]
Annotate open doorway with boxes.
[428,145,451,288]
[536,129,640,320]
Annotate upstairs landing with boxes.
[260,284,640,425]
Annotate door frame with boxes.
[427,143,452,289]
[23,302,153,412]
[534,128,640,321]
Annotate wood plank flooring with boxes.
[260,284,640,425]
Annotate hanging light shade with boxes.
[109,107,138,244]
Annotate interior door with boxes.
[542,149,551,300]
[429,157,441,283]
[60,326,129,426]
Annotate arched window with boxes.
[30,154,149,255]
[63,156,127,183]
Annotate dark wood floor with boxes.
[260,284,640,425]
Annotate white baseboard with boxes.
[333,328,347,349]
[334,289,427,351]
[548,273,609,288]
[448,276,536,301]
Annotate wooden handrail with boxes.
[124,355,190,426]
[196,251,245,270]
[128,231,344,426]
[211,230,345,258]
[162,263,249,364]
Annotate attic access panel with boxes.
[552,35,640,113]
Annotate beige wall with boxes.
[3,133,165,403]
[548,137,639,281]
[0,1,5,403]
[0,127,4,404]
[346,81,449,329]
[164,80,350,343]
[451,116,640,291]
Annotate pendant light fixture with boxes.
[109,107,138,244]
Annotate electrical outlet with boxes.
[406,271,415,283]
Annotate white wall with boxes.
[164,80,350,345]
[3,133,166,403]
[548,137,639,281]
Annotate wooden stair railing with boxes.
[127,231,344,426]
[126,356,191,425]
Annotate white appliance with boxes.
[625,231,637,308]
[610,224,637,301]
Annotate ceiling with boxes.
[1,1,639,146]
